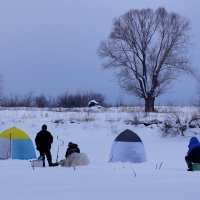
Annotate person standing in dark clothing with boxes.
[35,124,58,167]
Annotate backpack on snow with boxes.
[192,163,200,171]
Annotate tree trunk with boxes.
[145,93,155,112]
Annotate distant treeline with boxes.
[0,91,105,108]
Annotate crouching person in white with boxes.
[58,142,89,167]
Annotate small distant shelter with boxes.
[88,100,100,107]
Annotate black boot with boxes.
[49,162,58,167]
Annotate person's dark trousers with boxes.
[185,156,193,171]
[40,149,52,167]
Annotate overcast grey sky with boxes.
[0,0,199,105]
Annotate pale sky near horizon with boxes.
[0,0,199,105]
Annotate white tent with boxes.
[109,129,147,163]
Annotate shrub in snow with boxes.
[161,112,200,136]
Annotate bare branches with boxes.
[0,74,3,100]
[161,111,200,136]
[98,7,193,111]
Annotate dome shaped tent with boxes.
[109,129,147,163]
[0,127,36,160]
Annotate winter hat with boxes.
[188,137,200,153]
[42,124,47,130]
[68,142,74,147]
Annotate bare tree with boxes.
[86,91,105,105]
[0,74,3,103]
[18,92,34,107]
[34,94,48,108]
[98,7,193,112]
[192,72,200,107]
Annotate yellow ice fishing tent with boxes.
[0,127,36,160]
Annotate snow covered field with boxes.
[0,107,199,200]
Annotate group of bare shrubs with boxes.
[0,91,105,108]
[120,106,200,137]
[161,111,200,136]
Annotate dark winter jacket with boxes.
[35,129,53,151]
[187,137,200,154]
[185,146,200,163]
[65,143,80,158]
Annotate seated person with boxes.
[65,142,80,158]
[185,137,200,171]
